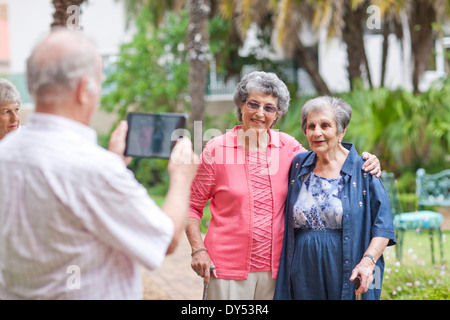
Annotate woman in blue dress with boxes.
[274,96,396,300]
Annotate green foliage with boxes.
[132,158,170,195]
[101,8,190,190]
[340,78,450,175]
[381,231,450,300]
[208,15,298,90]
[278,78,450,177]
[395,171,416,194]
[101,9,190,120]
[276,94,314,149]
[398,193,419,213]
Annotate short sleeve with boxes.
[369,175,397,246]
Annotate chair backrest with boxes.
[382,171,403,217]
[416,168,450,208]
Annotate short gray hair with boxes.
[26,29,101,103]
[0,78,21,107]
[233,71,290,127]
[300,96,352,135]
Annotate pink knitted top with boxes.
[247,150,273,272]
[189,126,308,280]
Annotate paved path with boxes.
[142,234,204,300]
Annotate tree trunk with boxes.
[380,21,390,87]
[342,0,372,89]
[293,36,331,96]
[187,0,210,128]
[51,0,86,29]
[409,0,435,94]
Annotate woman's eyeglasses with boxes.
[245,101,278,114]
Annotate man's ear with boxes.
[75,76,92,105]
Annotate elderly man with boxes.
[0,78,21,140]
[0,29,198,299]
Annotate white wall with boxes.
[319,30,446,93]
[6,0,134,132]
[319,32,350,92]
[319,32,413,92]
[8,0,133,73]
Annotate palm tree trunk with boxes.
[342,0,373,89]
[380,21,390,87]
[51,0,86,29]
[409,0,435,94]
[293,36,331,95]
[187,0,210,127]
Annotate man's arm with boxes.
[108,121,199,254]
[163,138,199,254]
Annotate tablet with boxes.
[125,112,188,159]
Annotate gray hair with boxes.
[0,78,21,107]
[300,96,352,135]
[26,29,101,103]
[233,71,290,127]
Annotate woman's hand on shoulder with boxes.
[361,152,381,178]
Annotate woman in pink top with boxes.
[186,71,381,300]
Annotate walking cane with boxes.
[202,265,216,300]
[202,282,209,300]
[354,275,362,300]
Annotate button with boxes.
[345,260,349,264]
[344,236,349,240]
[345,214,349,218]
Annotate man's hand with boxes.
[108,120,132,166]
[167,137,199,182]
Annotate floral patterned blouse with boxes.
[293,173,344,229]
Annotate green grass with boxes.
[381,230,449,300]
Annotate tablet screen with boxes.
[125,112,188,159]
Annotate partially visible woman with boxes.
[274,96,396,300]
[0,78,21,140]
[186,72,382,300]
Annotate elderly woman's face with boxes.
[0,103,20,140]
[240,92,278,132]
[305,108,345,155]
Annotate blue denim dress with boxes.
[290,173,345,299]
[274,143,396,300]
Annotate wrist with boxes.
[191,247,208,256]
[363,254,377,265]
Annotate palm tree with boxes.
[341,0,374,89]
[218,0,331,95]
[187,0,211,126]
[274,0,331,95]
[375,0,404,88]
[120,0,209,126]
[51,0,87,29]
[408,0,449,93]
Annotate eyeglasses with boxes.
[245,101,278,114]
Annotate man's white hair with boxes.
[26,28,101,104]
